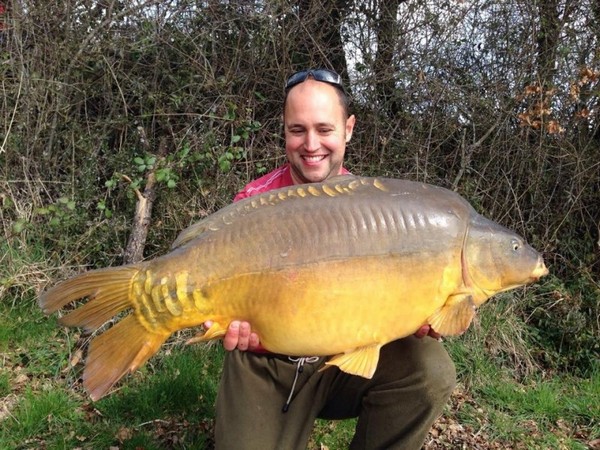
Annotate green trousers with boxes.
[214,336,456,450]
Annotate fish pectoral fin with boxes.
[322,344,382,379]
[428,294,476,336]
[186,322,227,344]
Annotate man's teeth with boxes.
[303,155,326,162]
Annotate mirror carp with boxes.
[39,176,548,400]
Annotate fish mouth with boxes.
[500,258,548,292]
[501,258,548,291]
[530,258,549,280]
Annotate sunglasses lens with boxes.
[285,71,310,90]
[314,69,340,84]
[285,69,343,91]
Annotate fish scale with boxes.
[39,176,548,401]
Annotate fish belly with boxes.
[198,253,462,356]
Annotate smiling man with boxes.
[233,70,355,200]
[212,69,456,450]
[283,74,355,184]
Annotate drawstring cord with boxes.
[282,356,320,413]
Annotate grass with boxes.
[0,299,223,449]
[1,389,83,448]
[441,297,599,449]
[454,368,599,448]
[0,243,598,449]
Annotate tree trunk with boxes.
[293,0,350,76]
[122,172,156,264]
[535,0,562,88]
[373,0,405,117]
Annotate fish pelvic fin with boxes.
[428,294,476,336]
[39,265,142,332]
[186,322,227,345]
[84,315,170,401]
[323,343,382,379]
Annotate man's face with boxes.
[284,80,356,184]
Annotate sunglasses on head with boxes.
[285,69,344,91]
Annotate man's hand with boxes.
[204,320,263,352]
[414,324,442,340]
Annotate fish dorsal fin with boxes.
[171,207,241,249]
[322,343,382,379]
[428,294,476,336]
[171,218,213,249]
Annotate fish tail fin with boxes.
[39,265,170,399]
[39,265,141,331]
[84,315,169,401]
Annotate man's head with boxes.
[283,69,356,184]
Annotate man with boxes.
[210,69,456,449]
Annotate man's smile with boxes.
[302,154,328,163]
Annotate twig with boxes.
[0,69,23,154]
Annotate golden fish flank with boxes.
[39,176,548,401]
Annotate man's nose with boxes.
[304,131,319,152]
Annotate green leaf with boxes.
[219,159,231,172]
[178,143,190,159]
[12,219,28,234]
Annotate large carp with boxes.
[39,176,548,401]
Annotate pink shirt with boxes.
[234,163,351,202]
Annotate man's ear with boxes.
[345,115,356,142]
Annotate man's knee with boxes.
[422,348,456,408]
[343,338,456,449]
[377,336,456,404]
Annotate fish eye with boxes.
[512,239,521,251]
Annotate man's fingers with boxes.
[222,321,255,351]
[414,325,429,339]
[237,322,251,351]
[428,328,442,340]
[223,321,241,351]
[248,332,261,351]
